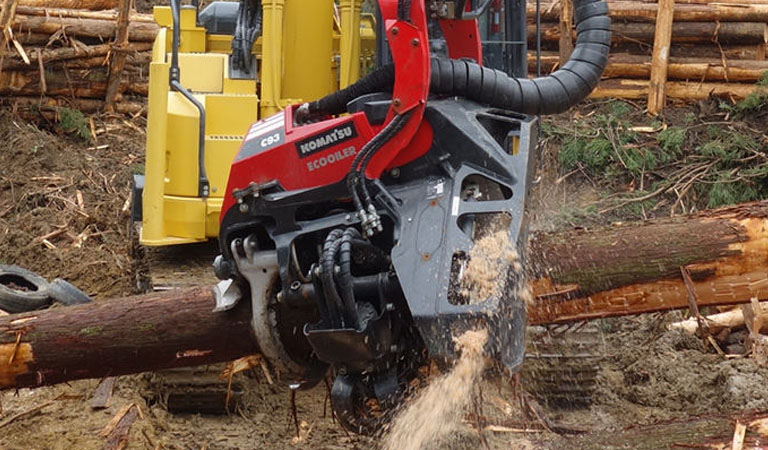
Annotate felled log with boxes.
[1,44,152,70]
[647,0,675,115]
[19,0,119,9]
[669,304,768,334]
[105,0,133,110]
[528,2,768,22]
[529,52,768,82]
[528,201,768,324]
[0,202,768,389]
[1,96,145,115]
[589,78,760,100]
[0,66,148,97]
[14,6,155,22]
[527,22,768,45]
[0,287,256,390]
[12,14,159,42]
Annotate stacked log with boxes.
[0,0,158,112]
[527,0,768,110]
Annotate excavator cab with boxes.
[131,0,377,246]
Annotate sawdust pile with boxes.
[383,328,489,450]
[460,229,521,303]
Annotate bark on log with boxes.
[648,0,675,115]
[527,22,768,45]
[558,0,574,64]
[0,202,767,389]
[0,65,147,97]
[1,43,152,70]
[589,78,760,99]
[19,0,119,9]
[0,287,256,390]
[529,52,768,82]
[1,96,145,115]
[12,14,159,42]
[14,6,154,22]
[104,0,133,111]
[527,201,768,324]
[528,2,768,22]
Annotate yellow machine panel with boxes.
[137,0,373,246]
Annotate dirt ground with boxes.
[2,95,768,449]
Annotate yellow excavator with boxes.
[132,0,377,246]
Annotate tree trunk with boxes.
[104,0,133,111]
[589,78,759,99]
[2,202,768,389]
[0,42,152,70]
[647,0,675,115]
[527,201,768,324]
[527,22,768,45]
[528,1,768,22]
[529,52,768,81]
[12,14,158,42]
[19,0,119,9]
[14,6,154,21]
[0,287,256,390]
[1,96,145,115]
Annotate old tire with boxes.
[49,279,92,306]
[0,265,52,313]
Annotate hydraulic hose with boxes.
[307,0,610,116]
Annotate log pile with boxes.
[527,0,768,112]
[0,0,157,113]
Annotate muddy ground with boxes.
[1,97,768,449]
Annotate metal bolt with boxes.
[390,26,399,36]
[390,168,400,178]
[411,38,420,46]
[276,292,284,303]
[290,280,301,291]
[385,303,395,312]
[239,203,249,213]
[393,98,402,108]
[345,214,352,221]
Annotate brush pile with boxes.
[528,0,768,110]
[0,0,157,115]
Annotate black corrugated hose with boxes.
[306,0,610,116]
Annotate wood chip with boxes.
[100,403,134,437]
[90,376,116,409]
[732,420,746,450]
[103,404,139,450]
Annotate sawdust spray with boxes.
[382,328,489,450]
[383,229,530,449]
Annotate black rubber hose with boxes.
[321,229,345,328]
[337,228,362,330]
[308,0,610,116]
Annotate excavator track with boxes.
[522,325,606,408]
[140,241,244,414]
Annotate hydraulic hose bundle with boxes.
[307,0,611,116]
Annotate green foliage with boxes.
[733,92,767,115]
[657,126,686,157]
[554,204,601,226]
[558,136,614,172]
[758,71,768,87]
[705,176,761,209]
[549,99,768,220]
[57,107,91,141]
